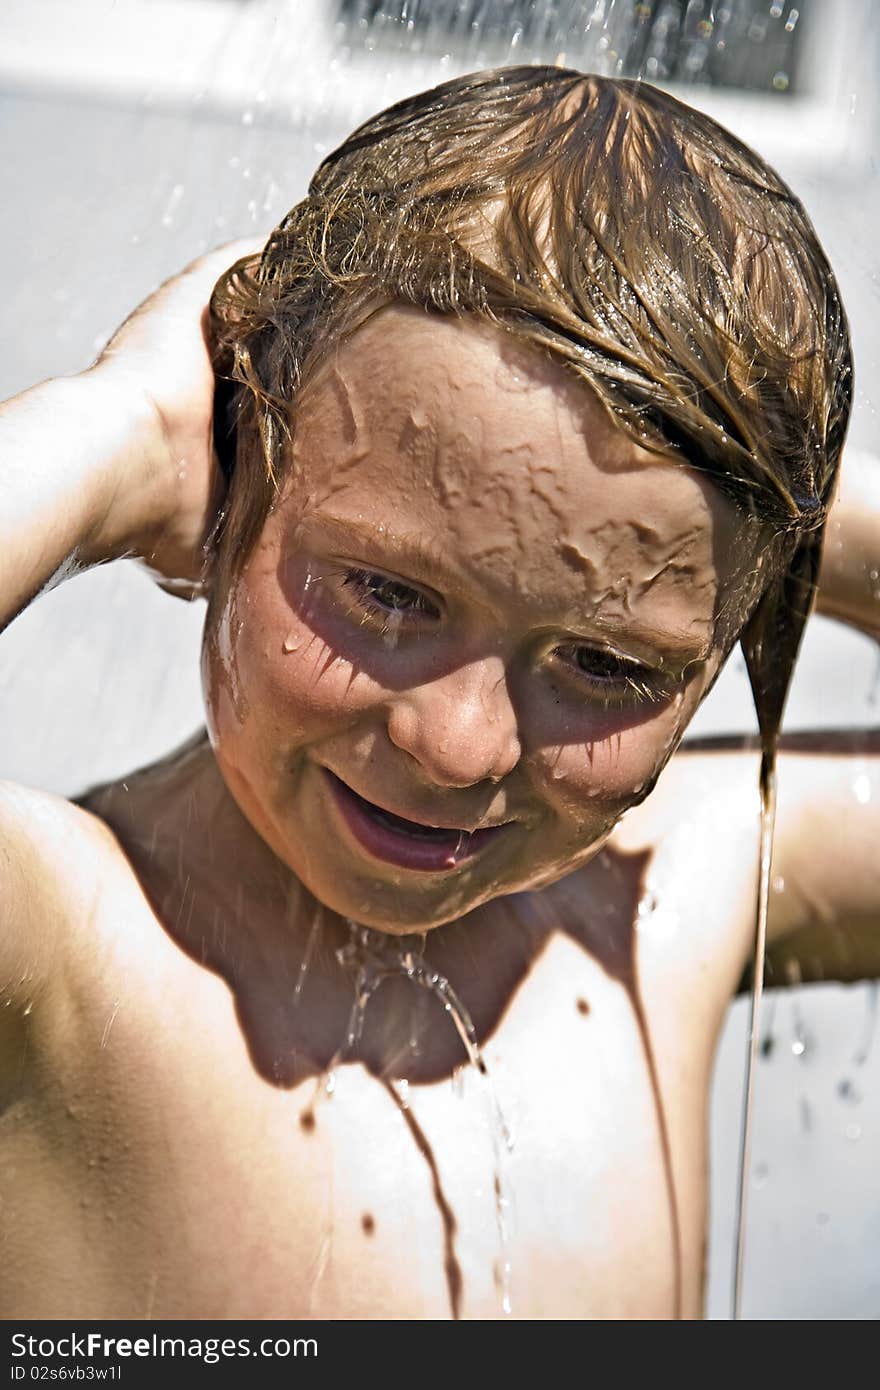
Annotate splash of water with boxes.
[333,920,516,1316]
[403,953,516,1316]
[339,0,804,92]
[292,907,322,1008]
[853,980,878,1067]
[733,755,777,1320]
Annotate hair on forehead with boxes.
[209,65,852,748]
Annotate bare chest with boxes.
[4,889,732,1322]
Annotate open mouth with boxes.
[323,770,509,873]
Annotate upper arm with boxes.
[765,751,880,983]
[816,447,880,640]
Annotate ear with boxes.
[740,531,823,756]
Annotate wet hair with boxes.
[208,65,852,753]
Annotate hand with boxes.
[87,239,262,592]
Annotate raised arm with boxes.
[0,242,257,1052]
[762,735,880,984]
[760,448,880,980]
[0,241,255,633]
[815,447,880,640]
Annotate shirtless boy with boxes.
[1,67,877,1321]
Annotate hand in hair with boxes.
[0,239,261,631]
[90,239,264,594]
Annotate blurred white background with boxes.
[0,0,877,1318]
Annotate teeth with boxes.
[368,802,461,841]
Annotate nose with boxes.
[386,657,522,788]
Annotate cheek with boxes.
[532,687,697,821]
[201,570,384,764]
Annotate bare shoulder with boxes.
[612,731,880,986]
[611,744,760,863]
[595,747,763,997]
[0,779,125,1002]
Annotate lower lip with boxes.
[324,771,507,873]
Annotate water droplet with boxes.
[853,773,871,805]
[282,633,301,654]
[382,611,403,650]
[161,183,185,228]
[837,1077,862,1105]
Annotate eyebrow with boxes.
[302,512,712,669]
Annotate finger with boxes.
[183,236,267,284]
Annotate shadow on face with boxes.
[200,306,758,942]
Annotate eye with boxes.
[342,568,440,620]
[552,642,666,705]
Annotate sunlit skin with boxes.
[202,305,758,935]
[3,273,877,1321]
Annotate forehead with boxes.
[286,305,754,651]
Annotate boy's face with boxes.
[202,306,757,932]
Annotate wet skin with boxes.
[202,305,757,937]
[6,309,878,1319]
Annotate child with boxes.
[0,67,876,1320]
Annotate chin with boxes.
[302,865,510,936]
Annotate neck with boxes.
[82,734,544,1087]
